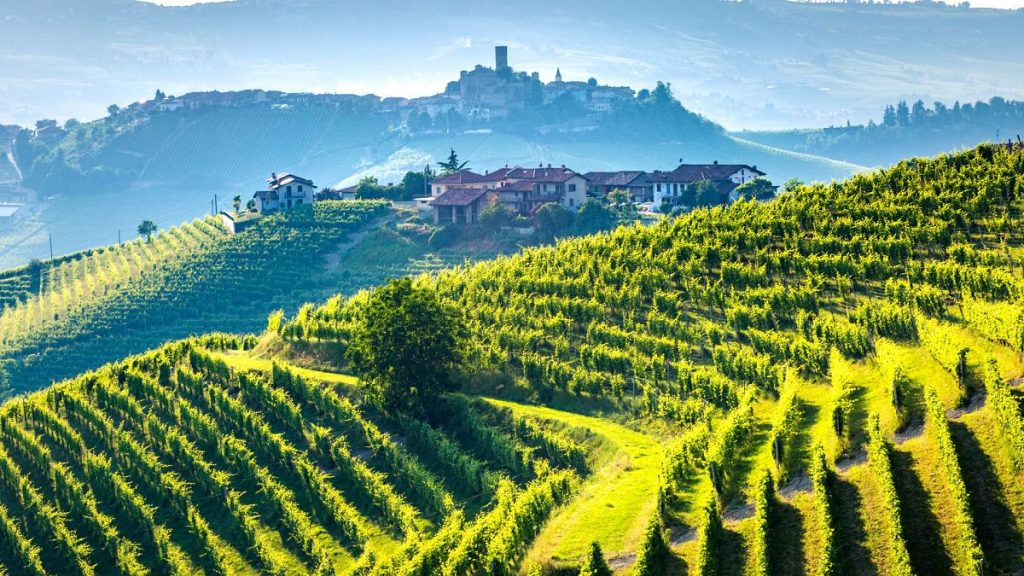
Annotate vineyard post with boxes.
[48,232,53,260]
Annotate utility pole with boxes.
[214,194,218,214]
[117,229,121,244]
[48,232,53,261]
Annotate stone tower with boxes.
[495,46,509,71]
[555,67,562,82]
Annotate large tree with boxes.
[346,278,465,412]
[137,220,157,242]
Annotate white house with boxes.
[253,173,317,213]
[645,163,766,210]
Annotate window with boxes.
[569,198,574,207]
[298,185,303,192]
[287,185,292,194]
[296,199,303,205]
[568,184,577,192]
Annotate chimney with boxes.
[561,164,565,169]
[547,163,552,168]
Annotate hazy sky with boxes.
[139,0,1024,8]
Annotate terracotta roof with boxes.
[507,167,585,183]
[431,170,486,186]
[584,171,646,187]
[477,167,516,183]
[431,188,489,207]
[253,190,279,201]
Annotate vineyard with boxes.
[1,143,1024,574]
[0,200,388,396]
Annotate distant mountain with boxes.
[738,97,1024,167]
[2,0,1023,130]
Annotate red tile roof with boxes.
[584,171,646,187]
[431,170,486,186]
[507,167,584,183]
[430,188,489,206]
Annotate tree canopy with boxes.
[346,278,466,412]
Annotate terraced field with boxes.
[1,144,1023,575]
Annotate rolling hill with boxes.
[0,87,863,269]
[0,144,1022,575]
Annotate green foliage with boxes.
[865,416,914,576]
[923,387,984,576]
[982,358,1024,472]
[578,541,613,576]
[137,219,157,242]
[346,277,466,412]
[534,203,575,240]
[750,468,775,576]
[733,178,777,201]
[632,513,669,576]
[692,492,722,576]
[809,444,836,576]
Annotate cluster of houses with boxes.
[424,162,767,225]
[220,160,767,232]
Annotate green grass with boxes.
[488,399,664,569]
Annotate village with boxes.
[222,158,774,235]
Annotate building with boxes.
[430,168,514,197]
[431,188,496,225]
[643,162,766,210]
[253,173,317,213]
[584,171,650,201]
[498,166,589,214]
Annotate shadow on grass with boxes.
[949,420,1024,575]
[889,448,955,576]
[771,500,807,576]
[831,476,878,576]
[717,527,749,576]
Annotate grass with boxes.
[210,349,360,388]
[486,398,664,570]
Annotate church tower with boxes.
[555,68,562,82]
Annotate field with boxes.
[0,144,1023,575]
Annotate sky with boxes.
[138,0,1024,7]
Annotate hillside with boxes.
[0,144,1022,575]
[0,86,862,268]
[738,97,1024,168]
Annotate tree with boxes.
[782,178,804,193]
[579,541,613,576]
[155,89,166,101]
[346,278,465,413]
[232,195,242,213]
[883,104,897,127]
[107,104,121,117]
[477,203,515,228]
[575,199,617,235]
[733,178,777,202]
[535,203,575,240]
[896,100,910,126]
[137,220,157,242]
[694,180,721,207]
[437,148,468,174]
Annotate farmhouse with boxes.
[431,188,496,225]
[499,166,589,214]
[643,162,766,210]
[584,171,651,202]
[253,173,317,213]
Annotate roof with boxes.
[267,172,317,189]
[507,167,585,183]
[645,164,764,183]
[584,171,646,187]
[498,180,536,192]
[0,205,20,218]
[431,188,489,207]
[477,167,516,183]
[253,190,279,201]
[431,170,486,186]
